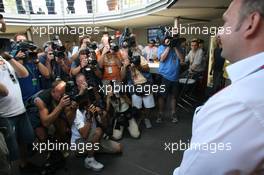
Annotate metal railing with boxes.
[1,0,168,25]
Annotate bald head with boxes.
[51,81,66,102]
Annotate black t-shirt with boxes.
[37,89,56,113]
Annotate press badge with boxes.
[108,67,113,74]
[32,78,37,86]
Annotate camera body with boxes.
[65,81,96,104]
[127,49,141,66]
[165,36,181,48]
[52,43,66,59]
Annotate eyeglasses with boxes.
[48,53,54,55]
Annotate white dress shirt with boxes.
[174,52,264,175]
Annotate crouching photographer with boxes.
[33,80,78,174]
[71,75,123,171]
[106,83,140,140]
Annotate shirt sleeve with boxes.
[72,46,79,55]
[140,56,148,66]
[157,45,165,61]
[74,110,86,130]
[174,97,263,175]
[193,49,204,66]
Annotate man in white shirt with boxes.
[0,53,38,172]
[173,0,264,174]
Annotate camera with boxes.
[110,42,119,52]
[107,35,119,52]
[165,35,181,48]
[120,28,136,48]
[65,81,79,101]
[11,41,38,60]
[52,43,66,59]
[65,81,96,104]
[127,49,141,66]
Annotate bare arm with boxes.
[174,47,184,63]
[160,47,171,62]
[34,95,70,127]
[3,53,29,78]
[0,83,8,97]
[36,61,50,78]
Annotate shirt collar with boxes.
[226,52,264,83]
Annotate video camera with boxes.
[128,49,141,66]
[108,35,119,52]
[12,40,39,60]
[158,26,181,48]
[120,28,136,48]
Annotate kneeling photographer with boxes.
[71,75,123,171]
[33,80,78,174]
[106,82,140,140]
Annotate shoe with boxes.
[84,157,104,171]
[171,113,179,123]
[156,116,162,123]
[144,118,152,129]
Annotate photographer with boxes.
[157,35,184,123]
[34,80,76,142]
[71,100,104,171]
[106,83,140,140]
[12,34,50,102]
[121,49,155,129]
[70,35,92,63]
[71,49,102,88]
[39,42,71,88]
[98,35,122,85]
[0,53,39,173]
[71,75,123,171]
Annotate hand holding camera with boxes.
[80,58,88,68]
[58,95,71,109]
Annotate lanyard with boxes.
[25,64,37,79]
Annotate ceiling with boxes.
[101,0,232,28]
[1,0,232,33]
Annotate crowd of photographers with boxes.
[0,27,217,174]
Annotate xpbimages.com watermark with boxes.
[32,140,100,153]
[31,25,101,37]
[164,140,232,154]
[99,82,166,96]
[164,25,232,36]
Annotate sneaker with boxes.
[156,115,163,123]
[171,113,179,123]
[144,118,152,129]
[84,157,104,171]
